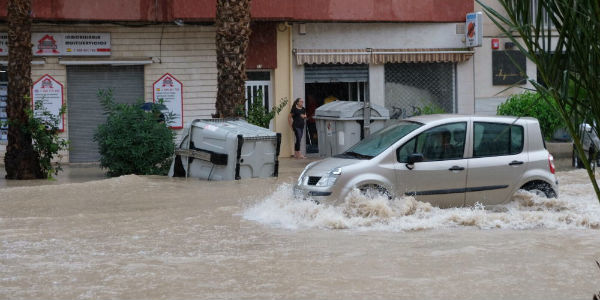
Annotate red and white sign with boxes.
[31,74,64,132]
[153,73,183,129]
[0,33,111,56]
[466,12,483,47]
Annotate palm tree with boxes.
[5,0,42,179]
[214,0,251,118]
[478,0,600,202]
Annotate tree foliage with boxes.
[94,89,175,177]
[478,0,600,201]
[497,92,564,140]
[246,90,289,128]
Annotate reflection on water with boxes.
[1,167,599,299]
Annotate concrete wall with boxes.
[473,0,537,115]
[0,23,217,161]
[293,23,465,49]
[272,24,295,158]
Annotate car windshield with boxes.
[336,121,422,159]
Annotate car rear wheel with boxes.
[572,146,584,168]
[589,147,597,171]
[521,181,557,198]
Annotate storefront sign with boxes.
[0,33,111,56]
[492,50,527,85]
[153,73,184,129]
[466,12,483,47]
[31,74,64,131]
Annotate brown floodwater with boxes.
[1,159,599,299]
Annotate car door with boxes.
[395,122,468,208]
[465,121,527,206]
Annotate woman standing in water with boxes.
[288,98,307,159]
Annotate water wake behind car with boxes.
[244,170,600,230]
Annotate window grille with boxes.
[384,62,456,119]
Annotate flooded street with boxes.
[1,159,599,299]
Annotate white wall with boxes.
[368,64,385,107]
[293,23,465,49]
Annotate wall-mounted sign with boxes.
[31,74,64,131]
[492,50,527,85]
[466,12,483,47]
[0,33,111,56]
[153,73,183,129]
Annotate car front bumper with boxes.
[293,184,341,204]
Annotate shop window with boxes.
[385,62,456,119]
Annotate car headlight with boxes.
[316,167,342,187]
[297,161,317,185]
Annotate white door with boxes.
[465,121,527,206]
[396,122,468,208]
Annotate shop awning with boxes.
[294,48,474,65]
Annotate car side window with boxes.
[397,122,466,162]
[473,122,524,157]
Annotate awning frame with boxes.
[294,48,474,65]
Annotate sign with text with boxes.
[153,73,184,129]
[492,50,527,85]
[0,33,111,56]
[466,12,483,47]
[31,74,64,131]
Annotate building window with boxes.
[245,70,271,113]
[530,0,554,28]
[384,62,456,119]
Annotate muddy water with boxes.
[1,160,599,299]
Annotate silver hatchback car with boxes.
[295,115,558,207]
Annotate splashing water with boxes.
[243,170,600,231]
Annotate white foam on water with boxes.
[243,170,600,231]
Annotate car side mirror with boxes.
[406,153,424,170]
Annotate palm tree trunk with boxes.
[5,0,42,179]
[215,0,251,118]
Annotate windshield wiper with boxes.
[341,151,374,159]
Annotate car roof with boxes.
[405,114,539,125]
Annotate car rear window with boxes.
[473,122,524,157]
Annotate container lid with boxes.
[314,100,390,120]
[190,119,278,138]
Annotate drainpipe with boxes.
[287,22,293,110]
[363,48,372,138]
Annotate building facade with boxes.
[0,0,474,161]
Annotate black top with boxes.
[291,106,306,129]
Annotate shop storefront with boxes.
[290,22,475,155]
[0,24,218,162]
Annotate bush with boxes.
[94,89,175,177]
[245,90,288,128]
[497,92,564,140]
[420,103,446,115]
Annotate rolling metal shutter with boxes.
[304,64,369,83]
[67,65,144,163]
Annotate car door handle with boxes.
[448,166,465,171]
[509,160,524,166]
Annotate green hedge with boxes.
[94,90,175,177]
[496,92,564,140]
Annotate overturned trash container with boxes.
[169,119,281,180]
[314,101,389,157]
